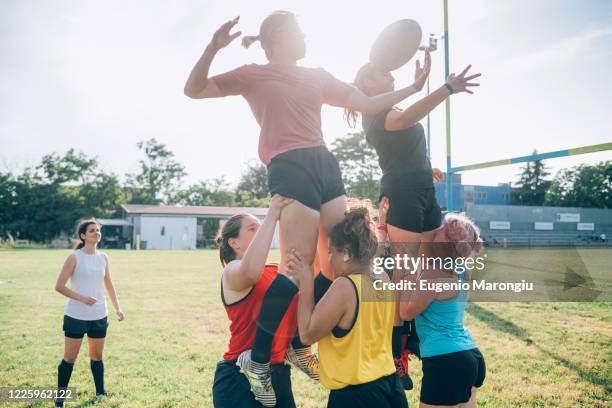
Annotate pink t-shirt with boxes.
[211,63,355,164]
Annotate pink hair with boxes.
[442,213,483,258]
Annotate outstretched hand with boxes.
[447,65,481,94]
[413,49,431,91]
[210,16,242,51]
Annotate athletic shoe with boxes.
[236,349,276,407]
[285,345,320,381]
[394,355,414,390]
[93,392,107,403]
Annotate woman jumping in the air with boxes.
[185,10,428,404]
[346,47,480,388]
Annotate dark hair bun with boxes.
[330,201,378,265]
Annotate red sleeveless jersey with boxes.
[222,264,298,364]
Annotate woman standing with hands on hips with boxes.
[54,219,124,407]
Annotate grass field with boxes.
[0,249,610,407]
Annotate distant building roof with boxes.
[98,218,133,226]
[120,204,268,217]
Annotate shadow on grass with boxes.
[467,303,610,392]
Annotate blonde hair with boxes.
[242,11,298,59]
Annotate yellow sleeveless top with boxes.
[318,273,396,390]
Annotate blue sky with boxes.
[1,0,611,189]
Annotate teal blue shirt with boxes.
[415,273,476,358]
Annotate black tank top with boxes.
[363,108,434,194]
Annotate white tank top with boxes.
[64,249,108,320]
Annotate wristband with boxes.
[444,83,454,95]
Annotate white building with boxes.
[100,204,277,250]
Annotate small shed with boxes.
[118,204,275,250]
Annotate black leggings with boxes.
[213,360,296,408]
[251,272,333,363]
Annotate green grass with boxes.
[0,249,610,407]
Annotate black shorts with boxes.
[385,187,441,233]
[212,359,296,408]
[267,146,346,212]
[63,315,108,339]
[327,373,408,408]
[420,348,486,405]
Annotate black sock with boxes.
[252,274,298,364]
[57,359,74,390]
[90,360,105,395]
[314,272,332,304]
[392,326,403,359]
[56,359,74,406]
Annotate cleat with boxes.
[285,345,320,381]
[236,349,276,407]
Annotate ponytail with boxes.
[216,214,248,266]
[329,200,378,265]
[242,35,260,49]
[344,62,376,128]
[245,11,297,59]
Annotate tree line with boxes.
[0,137,609,242]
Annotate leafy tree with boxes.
[37,149,98,185]
[331,131,381,203]
[82,172,127,217]
[0,172,16,238]
[8,170,78,241]
[234,190,270,207]
[174,178,235,207]
[3,149,126,242]
[126,138,186,204]
[512,150,551,206]
[545,161,611,208]
[235,161,269,206]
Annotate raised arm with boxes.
[384,64,481,131]
[55,254,96,305]
[102,254,125,321]
[343,50,431,115]
[223,195,294,291]
[184,16,242,99]
[345,82,420,116]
